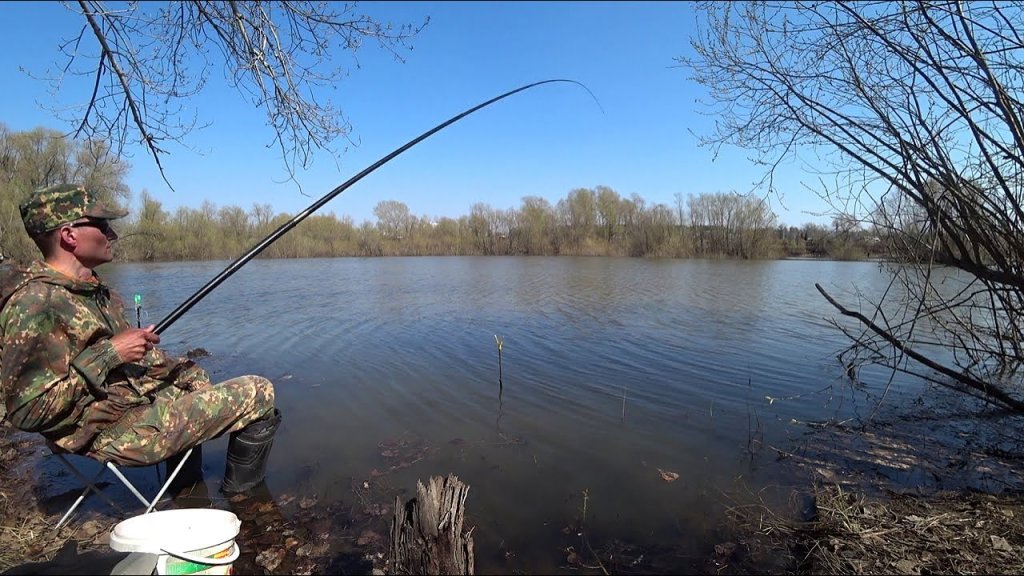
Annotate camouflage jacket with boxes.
[0,261,208,452]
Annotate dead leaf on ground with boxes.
[657,468,679,482]
[296,541,329,557]
[992,535,1014,552]
[255,547,287,572]
[76,519,104,539]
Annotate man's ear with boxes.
[57,226,78,250]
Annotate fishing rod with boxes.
[153,79,594,335]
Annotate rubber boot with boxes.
[164,443,205,497]
[221,409,282,494]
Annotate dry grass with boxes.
[714,388,1024,575]
[770,481,1024,569]
[0,425,116,572]
[723,482,1024,575]
[720,405,1024,576]
[804,484,1024,575]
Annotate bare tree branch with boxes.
[41,1,428,187]
[685,1,1024,410]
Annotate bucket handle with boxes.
[159,542,240,566]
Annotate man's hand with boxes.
[110,324,160,363]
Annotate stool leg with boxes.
[53,455,122,530]
[106,462,151,509]
[146,447,194,513]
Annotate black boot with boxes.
[164,443,205,496]
[221,409,282,494]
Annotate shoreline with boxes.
[0,424,390,575]
[4,384,1024,574]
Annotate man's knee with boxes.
[247,375,274,407]
[252,375,274,396]
[224,375,275,417]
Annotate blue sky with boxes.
[1,1,832,227]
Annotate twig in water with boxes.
[581,489,588,523]
[621,384,627,422]
[765,383,835,405]
[577,489,608,575]
[745,377,763,461]
[494,335,504,399]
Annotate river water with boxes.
[101,256,933,572]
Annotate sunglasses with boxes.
[70,219,115,235]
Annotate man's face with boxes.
[65,218,117,267]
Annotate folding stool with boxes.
[47,441,195,530]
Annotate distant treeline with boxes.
[114,189,881,262]
[0,125,880,263]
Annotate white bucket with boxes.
[109,508,241,575]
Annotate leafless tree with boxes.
[684,1,1024,411]
[40,1,427,187]
[373,199,413,240]
[688,191,777,259]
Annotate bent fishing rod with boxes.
[153,78,594,335]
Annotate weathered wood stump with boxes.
[387,474,474,575]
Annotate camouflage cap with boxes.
[20,184,128,235]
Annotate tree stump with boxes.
[387,474,474,575]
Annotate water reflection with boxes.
[102,256,924,572]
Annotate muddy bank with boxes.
[762,484,1024,574]
[715,390,1024,575]
[0,424,395,575]
[3,386,1024,575]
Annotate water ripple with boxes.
[102,257,932,570]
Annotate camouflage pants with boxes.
[87,375,275,466]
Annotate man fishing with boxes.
[0,183,281,494]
